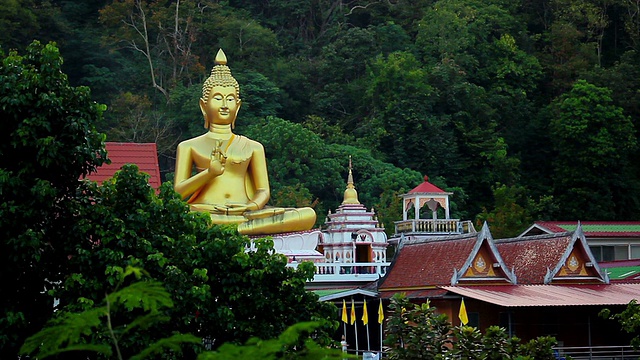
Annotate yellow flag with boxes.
[459,298,469,325]
[378,299,384,324]
[362,300,369,325]
[350,299,356,325]
[342,299,348,323]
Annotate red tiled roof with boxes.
[442,283,640,307]
[408,175,447,194]
[495,234,573,284]
[379,234,478,290]
[533,221,640,238]
[84,142,161,189]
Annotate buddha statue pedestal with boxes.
[248,230,325,263]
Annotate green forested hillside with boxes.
[3,0,639,237]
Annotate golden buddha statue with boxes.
[174,49,316,235]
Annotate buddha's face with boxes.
[200,85,241,127]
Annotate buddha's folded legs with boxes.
[238,207,316,235]
[189,204,316,235]
[190,204,248,224]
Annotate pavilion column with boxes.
[403,199,408,221]
[445,196,450,219]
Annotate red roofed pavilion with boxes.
[391,175,475,239]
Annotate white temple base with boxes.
[251,229,325,262]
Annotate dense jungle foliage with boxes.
[3,0,640,237]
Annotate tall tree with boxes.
[0,0,67,52]
[99,0,215,102]
[549,80,639,220]
[476,184,533,238]
[618,0,640,52]
[551,0,610,66]
[362,51,453,172]
[104,92,179,154]
[0,41,108,355]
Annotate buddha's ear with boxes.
[232,99,242,129]
[199,98,209,129]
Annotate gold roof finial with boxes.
[342,155,360,205]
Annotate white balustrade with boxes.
[286,261,391,282]
[394,219,475,235]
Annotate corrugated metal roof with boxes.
[84,142,161,189]
[605,266,640,280]
[535,221,640,237]
[441,283,640,307]
[315,288,379,302]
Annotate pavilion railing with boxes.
[394,219,476,235]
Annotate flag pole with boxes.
[351,298,358,355]
[366,324,371,351]
[355,320,359,355]
[363,299,370,351]
[343,322,347,346]
[380,321,383,354]
[378,299,384,355]
[341,299,348,350]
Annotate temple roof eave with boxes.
[401,192,454,197]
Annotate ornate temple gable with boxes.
[462,248,499,278]
[453,222,516,285]
[545,224,609,284]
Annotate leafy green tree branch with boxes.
[20,266,201,359]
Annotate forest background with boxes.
[3,0,640,238]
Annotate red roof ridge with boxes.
[495,231,573,243]
[408,175,448,194]
[402,232,478,245]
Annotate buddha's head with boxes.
[200,49,242,129]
